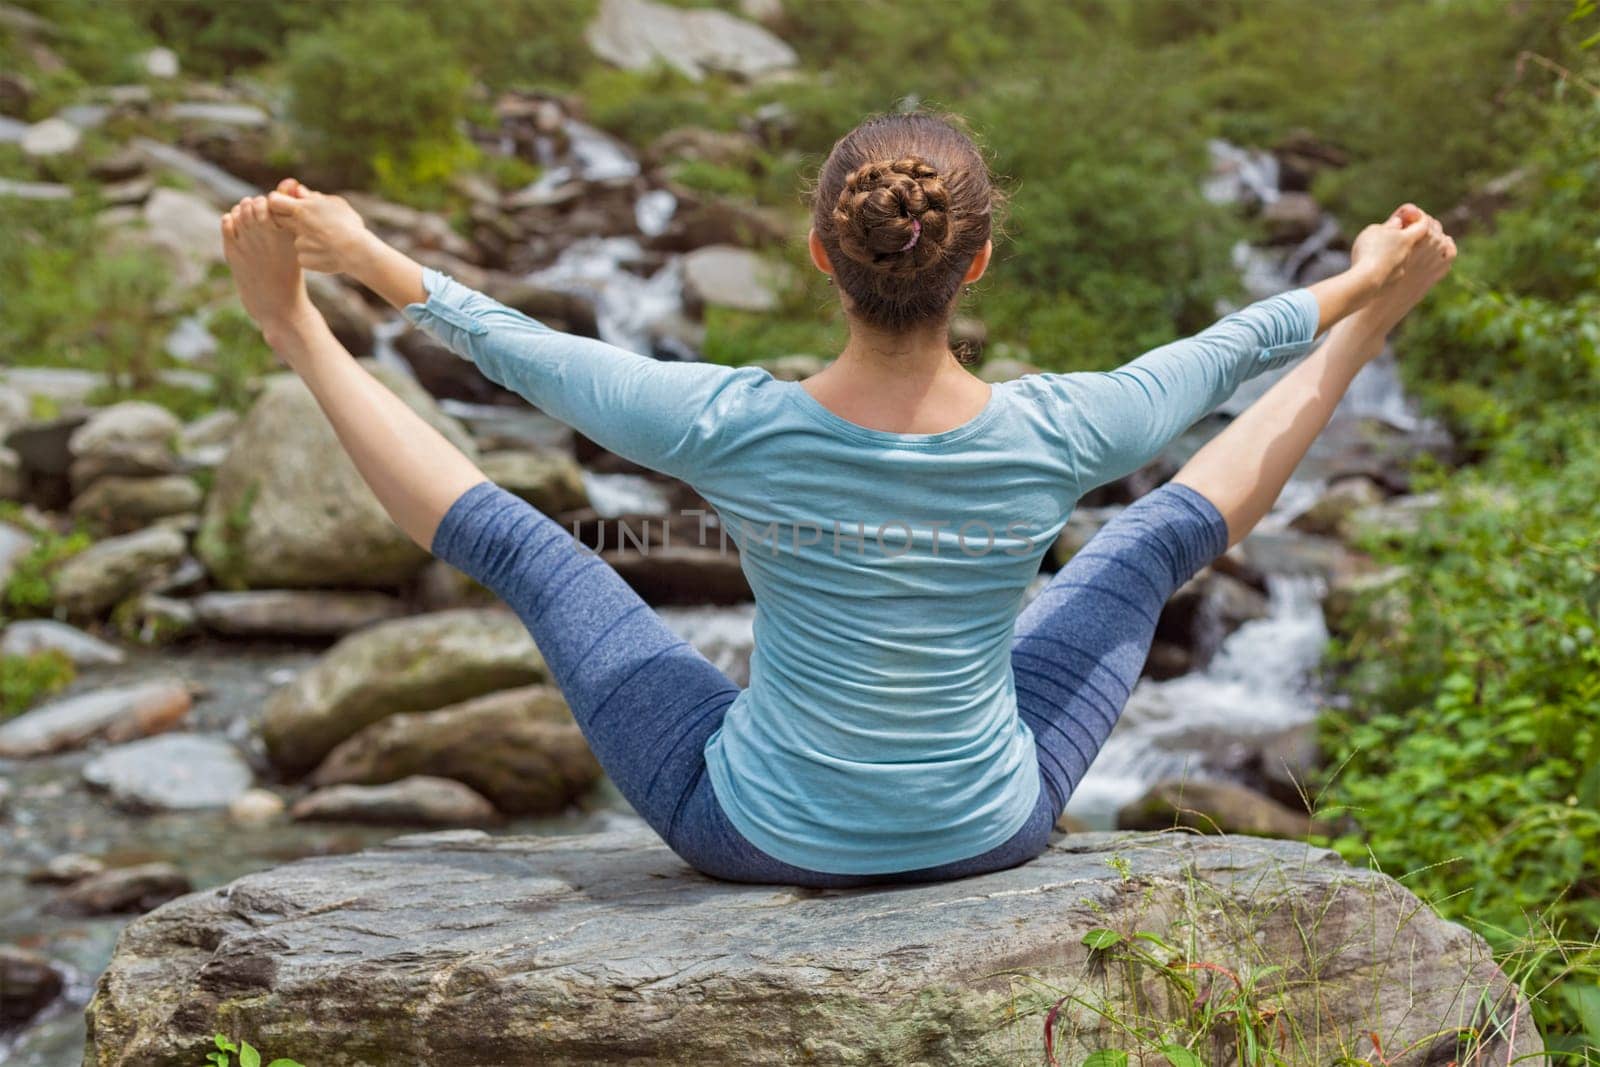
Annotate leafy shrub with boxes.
[283,5,474,194]
[1320,78,1600,1045]
[1,523,91,619]
[0,200,173,385]
[0,650,75,719]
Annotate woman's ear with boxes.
[964,239,993,284]
[808,227,834,278]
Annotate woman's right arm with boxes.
[268,184,757,483]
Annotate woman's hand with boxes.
[266,177,427,310]
[266,178,374,275]
[1350,204,1454,291]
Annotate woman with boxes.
[222,110,1455,889]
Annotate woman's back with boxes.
[692,373,1076,872]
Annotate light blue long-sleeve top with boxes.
[404,268,1320,873]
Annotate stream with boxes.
[0,139,1443,1065]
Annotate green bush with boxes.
[1320,81,1600,1046]
[0,650,75,720]
[283,5,474,195]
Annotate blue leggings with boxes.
[430,479,1229,888]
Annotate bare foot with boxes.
[220,195,314,335]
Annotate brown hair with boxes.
[807,109,1009,343]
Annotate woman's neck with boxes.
[801,319,991,434]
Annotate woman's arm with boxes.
[1034,285,1322,494]
[1036,205,1445,495]
[268,180,757,482]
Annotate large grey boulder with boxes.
[190,589,407,639]
[197,367,477,589]
[83,734,254,812]
[50,525,186,617]
[81,831,1541,1066]
[584,0,798,82]
[309,685,599,814]
[0,678,191,758]
[261,608,546,776]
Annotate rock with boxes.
[83,734,254,812]
[0,176,71,199]
[479,449,589,514]
[102,175,154,206]
[67,400,181,484]
[646,126,760,171]
[1153,568,1269,663]
[753,353,826,381]
[70,474,202,532]
[51,525,186,618]
[81,830,1543,1065]
[311,685,599,815]
[393,328,522,406]
[602,544,752,605]
[681,244,793,312]
[141,187,226,286]
[1117,779,1331,838]
[1348,490,1445,540]
[1251,722,1322,808]
[27,852,107,885]
[0,519,32,587]
[115,592,199,645]
[0,445,18,499]
[975,357,1040,384]
[1289,475,1385,539]
[1049,506,1117,567]
[50,861,190,917]
[646,197,789,253]
[166,101,268,127]
[132,137,256,206]
[0,945,64,1026]
[0,778,9,815]
[1141,640,1193,681]
[262,609,547,777]
[0,678,191,758]
[178,409,239,451]
[142,46,179,78]
[20,116,79,157]
[1231,528,1353,582]
[306,273,375,355]
[1324,565,1409,639]
[189,589,406,639]
[292,776,499,827]
[0,619,125,665]
[1260,191,1322,244]
[585,0,799,82]
[197,368,476,589]
[228,788,286,826]
[163,315,215,364]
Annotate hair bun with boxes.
[830,154,951,274]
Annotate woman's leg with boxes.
[223,201,746,854]
[431,481,745,848]
[1013,481,1231,816]
[1014,309,1398,818]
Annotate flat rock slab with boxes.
[83,831,1541,1066]
[83,733,254,812]
[0,679,191,758]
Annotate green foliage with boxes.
[283,5,473,194]
[0,200,174,386]
[0,650,75,719]
[1,520,91,619]
[1321,80,1600,1046]
[204,1033,302,1067]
